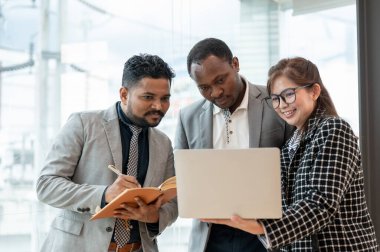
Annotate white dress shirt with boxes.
[213,84,249,149]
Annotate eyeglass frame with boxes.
[267,83,315,109]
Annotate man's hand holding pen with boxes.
[105,164,162,223]
[105,165,141,203]
[105,174,141,203]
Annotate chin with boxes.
[281,117,295,127]
[215,102,231,109]
[213,98,232,109]
[147,120,161,127]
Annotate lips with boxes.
[148,114,161,120]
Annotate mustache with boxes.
[144,110,165,117]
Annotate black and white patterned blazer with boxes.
[261,109,378,251]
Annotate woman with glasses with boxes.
[203,57,378,251]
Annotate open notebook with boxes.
[174,148,282,219]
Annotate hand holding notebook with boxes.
[91,166,176,221]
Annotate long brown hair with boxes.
[267,57,338,117]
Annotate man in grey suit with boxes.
[37,54,178,252]
[175,38,293,252]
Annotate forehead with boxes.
[132,77,171,94]
[190,55,231,83]
[271,76,298,93]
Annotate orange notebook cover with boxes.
[91,176,176,220]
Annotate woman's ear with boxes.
[312,83,322,101]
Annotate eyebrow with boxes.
[141,92,171,97]
[271,87,296,96]
[212,73,228,82]
[198,73,228,86]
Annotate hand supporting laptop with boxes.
[200,215,264,235]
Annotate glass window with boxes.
[278,4,359,133]
[0,1,358,251]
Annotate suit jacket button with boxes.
[106,227,113,232]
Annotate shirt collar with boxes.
[213,81,249,115]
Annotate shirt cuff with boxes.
[146,221,159,236]
[257,220,272,249]
[101,186,109,208]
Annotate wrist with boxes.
[146,211,159,223]
[255,221,265,234]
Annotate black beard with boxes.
[125,110,165,128]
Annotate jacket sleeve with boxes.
[36,113,107,214]
[174,109,190,150]
[144,141,178,239]
[261,118,359,248]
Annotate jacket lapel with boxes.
[103,104,123,173]
[200,101,213,148]
[247,83,263,148]
[144,128,157,187]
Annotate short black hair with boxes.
[122,54,175,88]
[186,38,233,75]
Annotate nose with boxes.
[151,99,162,110]
[210,87,223,98]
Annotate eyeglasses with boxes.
[268,83,314,109]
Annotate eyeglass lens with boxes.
[271,89,296,108]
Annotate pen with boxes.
[108,165,122,176]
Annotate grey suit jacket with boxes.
[174,81,293,252]
[36,103,178,252]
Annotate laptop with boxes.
[174,148,282,219]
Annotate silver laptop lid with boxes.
[174,148,282,219]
